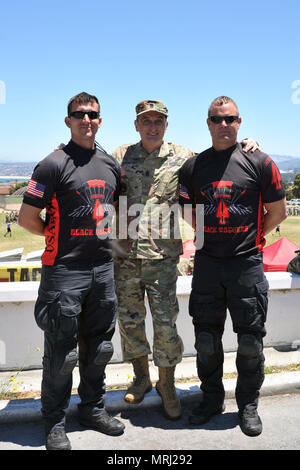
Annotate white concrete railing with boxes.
[0,272,300,370]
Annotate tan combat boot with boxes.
[124,356,152,404]
[156,366,181,420]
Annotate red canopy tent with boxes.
[181,237,300,272]
[263,237,300,272]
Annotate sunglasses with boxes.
[209,115,239,124]
[69,110,100,120]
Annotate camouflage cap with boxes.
[135,100,168,117]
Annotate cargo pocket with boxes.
[255,278,269,322]
[151,160,182,203]
[59,292,82,339]
[34,287,61,333]
[189,292,225,325]
[99,297,118,331]
[230,296,258,331]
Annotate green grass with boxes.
[181,216,300,247]
[264,216,300,248]
[0,210,45,255]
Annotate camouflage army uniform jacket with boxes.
[112,141,194,259]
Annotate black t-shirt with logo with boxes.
[23,140,121,265]
[179,143,285,258]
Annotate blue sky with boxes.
[0,0,300,162]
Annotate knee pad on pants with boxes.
[195,331,215,356]
[58,346,78,376]
[238,334,262,357]
[94,340,114,366]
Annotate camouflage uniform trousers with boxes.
[114,257,184,367]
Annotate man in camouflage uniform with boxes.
[112,100,194,419]
[112,100,259,420]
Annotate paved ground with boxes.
[0,393,299,452]
[1,348,300,453]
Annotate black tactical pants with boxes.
[35,260,117,432]
[189,252,269,412]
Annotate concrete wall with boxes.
[0,272,300,370]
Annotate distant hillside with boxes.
[271,155,300,171]
[268,155,300,184]
[0,154,299,177]
[0,161,37,177]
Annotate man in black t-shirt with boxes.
[179,96,287,436]
[18,92,125,450]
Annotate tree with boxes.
[9,181,28,195]
[293,172,300,198]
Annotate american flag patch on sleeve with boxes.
[26,180,46,198]
[179,184,190,200]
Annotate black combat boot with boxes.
[45,426,71,450]
[189,400,225,425]
[79,409,125,436]
[238,407,262,436]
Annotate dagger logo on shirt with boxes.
[200,180,252,225]
[68,179,114,233]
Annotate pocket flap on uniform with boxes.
[99,297,118,312]
[189,292,216,317]
[61,304,82,317]
[190,292,215,304]
[256,279,269,294]
[59,292,82,317]
[38,287,61,303]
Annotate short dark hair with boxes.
[67,92,100,116]
[208,96,239,117]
